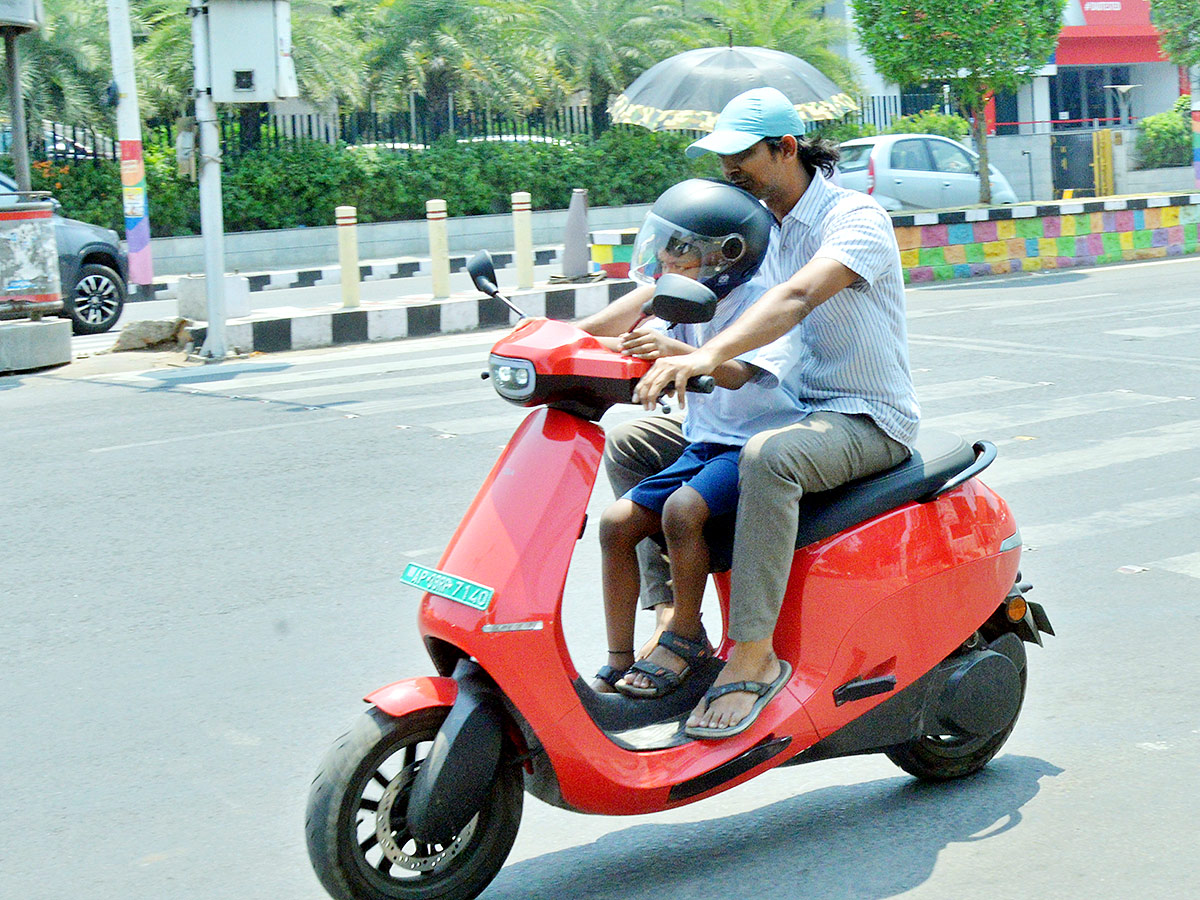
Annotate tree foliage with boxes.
[1151,0,1200,67]
[694,0,858,91]
[853,0,1065,202]
[0,0,111,128]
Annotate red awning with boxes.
[1056,26,1166,65]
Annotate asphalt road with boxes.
[3,255,1200,899]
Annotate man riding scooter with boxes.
[582,86,919,738]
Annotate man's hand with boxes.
[619,327,692,360]
[633,349,718,410]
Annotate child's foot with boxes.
[637,602,676,660]
[591,650,634,694]
[618,624,710,698]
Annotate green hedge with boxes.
[1135,95,1192,170]
[6,129,719,237]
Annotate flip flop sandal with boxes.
[684,661,793,740]
[615,630,711,699]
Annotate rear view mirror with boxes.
[649,273,718,324]
[467,250,499,297]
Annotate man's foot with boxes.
[591,650,634,694]
[686,643,782,735]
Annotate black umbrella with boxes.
[609,46,857,132]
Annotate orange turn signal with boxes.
[1006,595,1028,623]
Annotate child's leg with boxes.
[660,486,712,640]
[595,498,662,690]
[620,487,711,691]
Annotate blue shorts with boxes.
[626,442,741,517]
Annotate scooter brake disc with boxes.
[374,767,478,872]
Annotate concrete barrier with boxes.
[0,319,71,373]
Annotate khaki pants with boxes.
[603,411,908,639]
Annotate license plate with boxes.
[400,563,495,610]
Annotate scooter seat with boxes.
[703,428,977,572]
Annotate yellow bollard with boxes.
[512,191,534,290]
[336,205,360,308]
[426,199,451,299]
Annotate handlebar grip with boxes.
[687,375,716,394]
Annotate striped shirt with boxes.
[749,171,920,447]
[660,281,806,446]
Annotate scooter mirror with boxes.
[467,250,500,297]
[650,273,718,324]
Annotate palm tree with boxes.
[693,0,859,91]
[1,0,110,134]
[503,0,693,134]
[133,0,364,145]
[361,0,543,141]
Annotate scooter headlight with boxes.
[488,354,536,401]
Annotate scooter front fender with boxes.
[364,676,458,718]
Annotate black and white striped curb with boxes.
[187,279,636,354]
[144,247,562,302]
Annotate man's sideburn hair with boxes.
[764,135,839,178]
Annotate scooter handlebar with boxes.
[687,375,716,394]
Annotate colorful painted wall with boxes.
[592,192,1200,284]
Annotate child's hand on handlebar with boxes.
[633,349,718,410]
[619,327,691,361]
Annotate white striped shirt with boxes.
[749,171,920,447]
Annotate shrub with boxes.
[1135,95,1191,170]
[7,127,723,236]
[886,108,970,140]
[808,117,877,143]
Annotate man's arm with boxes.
[633,257,861,408]
[576,283,653,337]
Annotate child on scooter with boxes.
[588,180,805,698]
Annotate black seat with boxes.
[703,429,977,572]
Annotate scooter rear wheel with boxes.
[885,667,1027,782]
[306,706,523,900]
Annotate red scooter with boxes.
[305,252,1053,900]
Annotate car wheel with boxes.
[65,263,126,335]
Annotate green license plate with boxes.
[400,563,495,610]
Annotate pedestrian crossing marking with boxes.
[1020,491,1200,549]
[926,391,1179,435]
[986,418,1200,487]
[915,377,1043,403]
[1151,551,1200,580]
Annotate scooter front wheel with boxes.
[306,706,523,900]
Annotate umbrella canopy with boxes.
[609,46,858,132]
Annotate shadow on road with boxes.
[485,754,1062,900]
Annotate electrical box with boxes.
[0,0,44,31]
[207,0,299,103]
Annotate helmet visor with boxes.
[629,213,750,288]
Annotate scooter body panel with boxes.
[771,478,1019,738]
[364,676,458,717]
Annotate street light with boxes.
[1103,84,1141,127]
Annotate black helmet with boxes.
[629,178,773,299]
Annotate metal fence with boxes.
[11,92,954,165]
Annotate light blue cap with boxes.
[685,87,804,159]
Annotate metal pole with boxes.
[512,191,534,289]
[190,0,227,359]
[3,28,32,192]
[106,0,154,296]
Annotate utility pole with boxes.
[106,0,153,297]
[1,1,41,193]
[188,0,228,359]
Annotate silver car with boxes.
[837,134,1018,210]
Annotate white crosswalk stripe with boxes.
[81,330,1200,577]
